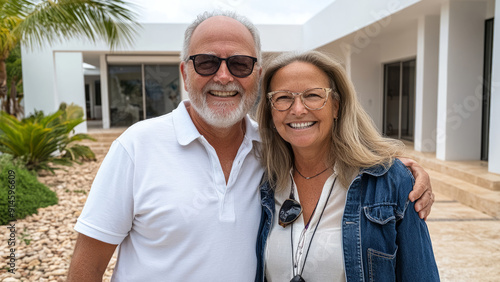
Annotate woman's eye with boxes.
[275,95,293,101]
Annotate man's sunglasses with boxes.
[188,54,258,78]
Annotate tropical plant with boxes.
[0,154,58,225]
[0,103,96,173]
[0,0,140,117]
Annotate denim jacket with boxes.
[255,159,440,281]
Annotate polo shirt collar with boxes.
[173,101,201,146]
[173,100,261,146]
[243,112,261,143]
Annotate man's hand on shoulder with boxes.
[399,157,435,220]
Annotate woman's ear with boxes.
[333,99,340,119]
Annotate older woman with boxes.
[255,51,439,281]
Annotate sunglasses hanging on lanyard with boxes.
[279,175,337,282]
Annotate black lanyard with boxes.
[290,176,337,282]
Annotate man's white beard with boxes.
[186,79,258,128]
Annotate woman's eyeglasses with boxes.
[268,88,333,112]
[188,54,258,78]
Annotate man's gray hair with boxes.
[180,10,262,65]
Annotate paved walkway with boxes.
[426,192,500,281]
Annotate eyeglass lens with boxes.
[190,54,256,78]
[270,88,329,111]
[279,198,303,227]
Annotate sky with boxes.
[126,0,336,25]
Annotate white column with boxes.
[415,15,439,152]
[99,54,110,129]
[21,46,57,115]
[54,52,87,133]
[489,0,500,174]
[436,0,486,160]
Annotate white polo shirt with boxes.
[75,101,263,281]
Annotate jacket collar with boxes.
[259,178,275,204]
[359,162,392,177]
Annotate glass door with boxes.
[383,59,416,141]
[144,65,181,119]
[401,60,416,140]
[108,64,181,127]
[108,65,143,127]
[383,62,401,139]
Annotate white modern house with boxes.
[22,0,500,175]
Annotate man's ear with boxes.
[180,61,188,91]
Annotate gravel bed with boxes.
[0,156,117,281]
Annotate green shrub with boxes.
[0,154,58,225]
[0,103,96,173]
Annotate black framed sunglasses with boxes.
[279,179,303,227]
[279,198,303,227]
[188,54,258,78]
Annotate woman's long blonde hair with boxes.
[256,51,404,189]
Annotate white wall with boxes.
[351,44,383,130]
[257,25,303,52]
[436,0,486,161]
[415,15,439,152]
[21,49,57,114]
[487,0,496,18]
[46,23,188,52]
[489,0,500,173]
[303,0,421,50]
[379,28,418,63]
[54,52,87,132]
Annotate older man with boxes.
[67,11,433,281]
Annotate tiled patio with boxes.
[426,192,500,281]
[401,142,500,281]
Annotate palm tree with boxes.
[0,0,140,117]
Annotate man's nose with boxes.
[213,61,234,85]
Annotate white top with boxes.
[75,101,264,282]
[265,172,348,281]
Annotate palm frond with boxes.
[12,0,140,51]
[0,17,22,56]
[1,0,33,18]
